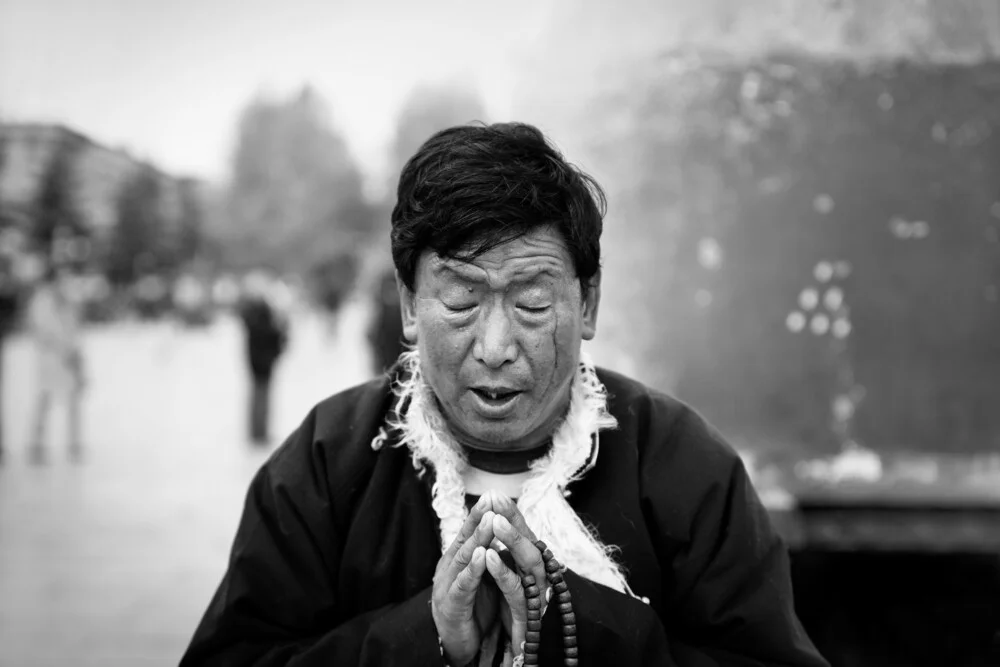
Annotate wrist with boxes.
[437,635,478,667]
[432,611,477,667]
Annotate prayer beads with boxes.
[518,540,577,667]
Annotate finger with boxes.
[488,499,548,589]
[486,549,530,654]
[488,493,538,543]
[492,514,546,589]
[443,495,494,562]
[446,511,495,582]
[450,546,487,607]
[485,549,527,620]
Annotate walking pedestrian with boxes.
[26,262,86,463]
[237,272,288,445]
[0,259,19,463]
[366,267,406,376]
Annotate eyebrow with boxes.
[436,264,487,284]
[435,263,562,285]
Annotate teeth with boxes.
[489,391,498,399]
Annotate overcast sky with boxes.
[0,0,553,185]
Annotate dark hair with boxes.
[390,122,606,290]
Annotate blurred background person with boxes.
[237,270,288,445]
[25,261,86,463]
[308,250,360,339]
[366,265,405,376]
[0,245,21,462]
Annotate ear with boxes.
[396,270,419,343]
[581,271,601,341]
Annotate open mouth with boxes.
[470,387,522,415]
[471,388,520,403]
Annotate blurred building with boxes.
[0,122,205,267]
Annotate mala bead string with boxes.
[519,540,577,667]
[521,571,542,666]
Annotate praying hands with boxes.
[432,492,550,666]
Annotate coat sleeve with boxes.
[179,421,444,667]
[534,569,678,666]
[642,405,830,667]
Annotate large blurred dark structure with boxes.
[606,52,1000,458]
[515,0,1000,460]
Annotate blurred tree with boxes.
[107,165,164,287]
[176,178,205,267]
[0,132,13,461]
[361,82,489,297]
[388,83,488,192]
[225,86,375,276]
[31,136,85,257]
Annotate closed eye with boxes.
[518,305,550,313]
[444,303,477,313]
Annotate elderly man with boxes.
[181,123,827,666]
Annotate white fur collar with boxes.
[371,349,637,597]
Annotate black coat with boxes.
[181,369,828,666]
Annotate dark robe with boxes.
[181,368,829,666]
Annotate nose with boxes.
[473,302,518,369]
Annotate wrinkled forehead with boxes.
[428,256,565,287]
[422,228,576,287]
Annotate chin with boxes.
[463,421,529,449]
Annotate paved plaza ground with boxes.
[0,301,373,667]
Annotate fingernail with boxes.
[495,515,511,530]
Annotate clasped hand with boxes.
[432,491,548,667]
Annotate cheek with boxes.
[522,308,580,369]
[417,305,471,375]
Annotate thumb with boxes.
[451,546,488,608]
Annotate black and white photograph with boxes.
[1,1,999,665]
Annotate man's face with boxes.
[400,226,601,451]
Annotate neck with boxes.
[447,420,556,454]
[460,439,553,474]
